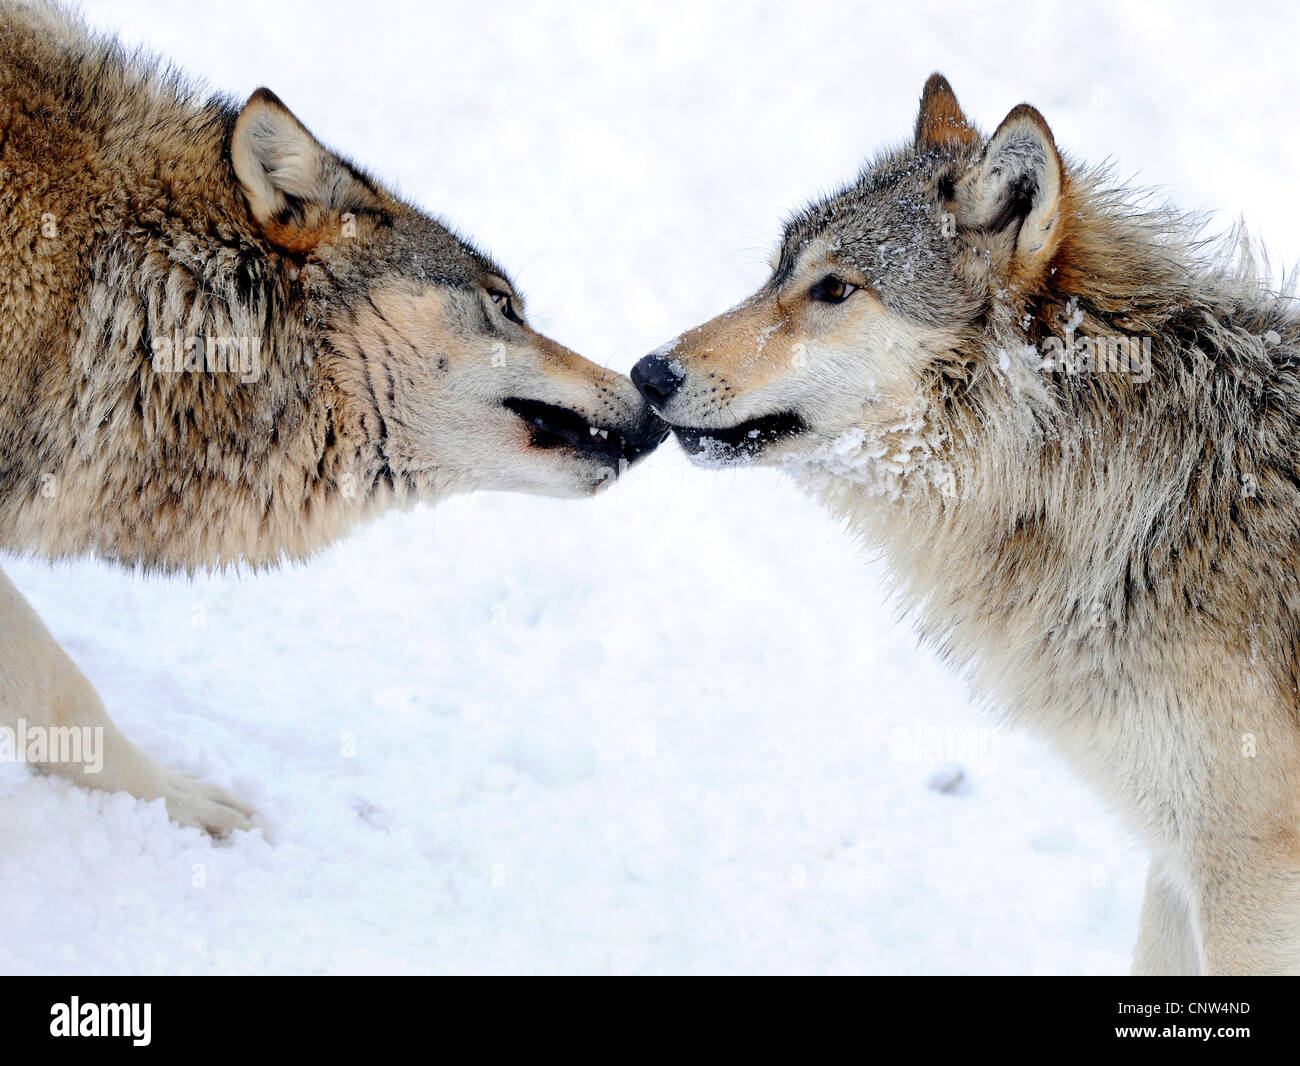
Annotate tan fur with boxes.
[640,74,1300,974]
[0,2,662,833]
[914,73,980,152]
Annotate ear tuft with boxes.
[914,73,980,151]
[955,102,1064,270]
[231,88,376,252]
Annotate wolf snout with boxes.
[631,352,685,410]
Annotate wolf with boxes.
[0,1,663,835]
[634,74,1300,975]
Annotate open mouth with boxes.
[503,397,662,464]
[670,411,807,461]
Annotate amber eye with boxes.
[489,288,524,325]
[809,275,859,304]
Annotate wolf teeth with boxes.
[588,426,610,440]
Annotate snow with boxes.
[2,0,1297,975]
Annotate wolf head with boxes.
[632,75,1070,490]
[232,89,666,500]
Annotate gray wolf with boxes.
[634,73,1300,974]
[0,1,663,834]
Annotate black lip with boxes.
[669,411,807,461]
[503,397,668,465]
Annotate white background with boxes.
[2,0,1297,973]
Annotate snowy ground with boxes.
[2,0,1298,974]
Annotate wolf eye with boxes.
[809,275,859,304]
[489,289,524,325]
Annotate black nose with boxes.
[631,352,685,408]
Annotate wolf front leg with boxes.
[0,565,253,836]
[1189,849,1300,975]
[1131,860,1200,975]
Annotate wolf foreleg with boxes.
[0,565,253,836]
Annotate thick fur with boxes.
[0,2,661,833]
[638,74,1300,974]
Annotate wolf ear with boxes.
[914,73,980,151]
[231,88,378,252]
[954,103,1064,268]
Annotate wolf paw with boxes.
[161,771,255,837]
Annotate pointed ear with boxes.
[231,88,378,252]
[955,103,1064,268]
[914,73,979,151]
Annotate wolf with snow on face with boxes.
[0,1,664,835]
[635,74,1300,975]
